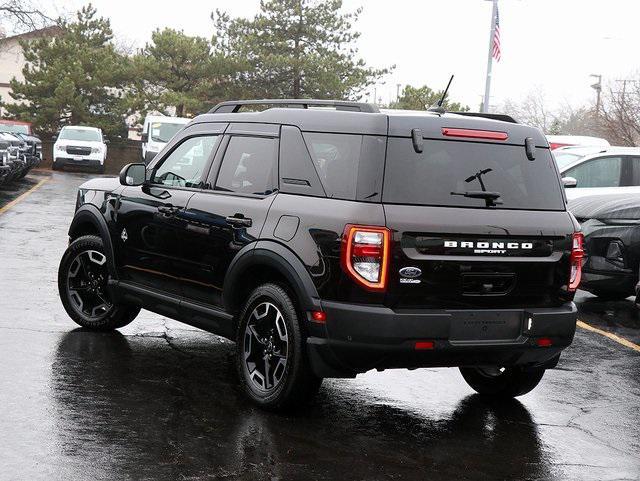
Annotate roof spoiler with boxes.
[209,99,380,114]
[450,111,518,124]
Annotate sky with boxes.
[42,0,640,111]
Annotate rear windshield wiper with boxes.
[450,190,503,207]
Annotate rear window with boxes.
[303,132,385,201]
[383,138,565,210]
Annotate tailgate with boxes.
[384,204,576,309]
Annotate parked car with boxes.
[53,126,108,173]
[554,146,640,200]
[140,115,190,164]
[569,193,640,301]
[0,139,11,185]
[0,131,28,181]
[0,124,42,176]
[57,99,580,410]
[546,134,610,151]
[14,132,43,170]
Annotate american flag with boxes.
[492,6,501,62]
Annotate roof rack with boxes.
[451,111,518,124]
[209,99,380,114]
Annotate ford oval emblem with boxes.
[399,267,422,278]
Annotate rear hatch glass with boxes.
[382,138,565,211]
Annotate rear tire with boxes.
[459,366,545,398]
[58,235,139,331]
[236,283,322,411]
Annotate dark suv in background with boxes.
[58,99,581,410]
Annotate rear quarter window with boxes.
[383,138,565,211]
[303,132,385,202]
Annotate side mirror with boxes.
[51,135,57,141]
[141,133,148,143]
[562,176,578,188]
[103,139,110,144]
[119,163,146,186]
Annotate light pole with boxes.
[482,0,498,113]
[590,74,602,114]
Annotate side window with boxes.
[565,156,622,188]
[215,136,278,195]
[303,133,362,200]
[628,157,640,186]
[152,135,218,188]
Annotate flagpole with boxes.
[482,0,498,113]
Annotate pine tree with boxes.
[4,5,130,137]
[388,85,469,112]
[213,0,391,100]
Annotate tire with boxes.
[96,165,105,174]
[52,161,61,171]
[58,235,139,331]
[236,283,322,411]
[591,290,630,301]
[459,366,545,398]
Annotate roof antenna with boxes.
[428,75,454,114]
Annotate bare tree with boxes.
[599,78,640,146]
[500,90,558,132]
[0,0,53,34]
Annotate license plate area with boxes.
[449,311,523,341]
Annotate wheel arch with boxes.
[68,205,118,279]
[223,240,321,315]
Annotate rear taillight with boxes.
[549,142,572,150]
[568,232,584,292]
[341,224,391,292]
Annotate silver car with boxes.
[554,146,640,200]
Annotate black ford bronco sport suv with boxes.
[58,99,581,410]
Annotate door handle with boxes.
[225,215,252,227]
[157,204,180,216]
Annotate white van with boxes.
[141,115,190,164]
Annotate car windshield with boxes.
[0,124,29,135]
[149,122,185,143]
[554,152,584,170]
[59,128,102,142]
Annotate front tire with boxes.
[58,235,139,331]
[459,366,545,398]
[236,283,322,411]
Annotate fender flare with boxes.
[68,204,118,279]
[223,240,321,313]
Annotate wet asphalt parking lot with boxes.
[0,171,638,481]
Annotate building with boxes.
[0,26,63,116]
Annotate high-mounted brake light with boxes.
[442,127,508,141]
[341,224,391,292]
[568,232,584,292]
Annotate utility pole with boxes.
[373,86,377,106]
[590,74,602,114]
[482,0,498,113]
[396,83,401,103]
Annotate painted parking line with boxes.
[577,320,640,353]
[0,178,48,215]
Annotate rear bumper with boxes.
[307,301,577,377]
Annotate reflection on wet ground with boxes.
[47,329,550,481]
[0,172,638,481]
